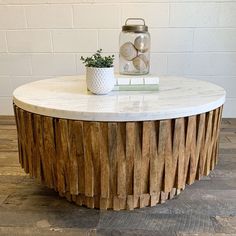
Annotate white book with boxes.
[115,74,159,86]
[130,77,144,85]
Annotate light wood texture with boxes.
[13,105,223,210]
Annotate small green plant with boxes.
[80,49,115,68]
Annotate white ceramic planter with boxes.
[86,67,115,95]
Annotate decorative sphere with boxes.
[120,42,138,61]
[134,35,149,53]
[133,54,149,71]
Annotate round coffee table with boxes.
[13,76,226,210]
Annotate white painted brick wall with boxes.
[0,0,235,117]
[170,3,220,27]
[31,53,77,76]
[73,5,121,28]
[98,30,119,52]
[7,30,52,52]
[151,29,194,52]
[0,6,26,29]
[0,54,32,75]
[52,30,97,52]
[25,5,73,28]
[122,4,169,27]
[0,32,7,52]
[193,29,236,52]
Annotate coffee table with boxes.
[13,76,226,210]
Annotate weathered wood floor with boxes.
[0,116,236,236]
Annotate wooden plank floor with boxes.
[0,116,236,236]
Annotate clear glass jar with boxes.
[119,18,150,75]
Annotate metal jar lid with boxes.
[122,18,148,33]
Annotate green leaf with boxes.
[79,49,115,68]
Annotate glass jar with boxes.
[119,18,150,75]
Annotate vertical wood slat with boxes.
[75,121,85,196]
[19,109,29,173]
[172,120,179,189]
[133,122,142,208]
[210,107,221,168]
[13,104,223,210]
[169,188,177,199]
[55,119,69,193]
[203,111,213,176]
[68,121,84,195]
[140,122,152,207]
[14,106,23,167]
[108,123,118,209]
[198,115,207,179]
[194,113,206,181]
[213,107,222,166]
[210,108,220,171]
[116,123,126,207]
[24,112,34,177]
[100,123,110,209]
[83,122,94,200]
[34,114,44,182]
[149,121,159,206]
[141,122,152,194]
[184,116,196,184]
[163,120,173,193]
[214,106,223,165]
[201,111,212,176]
[158,120,173,194]
[177,118,185,189]
[214,107,222,166]
[91,122,101,199]
[156,120,164,194]
[187,116,197,185]
[206,110,216,175]
[43,117,57,189]
[173,118,183,189]
[126,122,136,210]
[39,117,50,187]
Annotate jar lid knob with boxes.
[125,18,146,26]
[122,18,148,32]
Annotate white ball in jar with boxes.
[134,35,149,53]
[133,54,149,71]
[120,42,138,61]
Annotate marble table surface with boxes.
[13,76,226,122]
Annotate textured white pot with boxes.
[86,67,115,95]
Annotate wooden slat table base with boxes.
[13,104,223,210]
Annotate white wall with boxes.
[0,0,235,117]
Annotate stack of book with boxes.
[113,74,159,91]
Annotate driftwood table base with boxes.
[14,104,223,210]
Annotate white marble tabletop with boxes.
[13,76,226,122]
